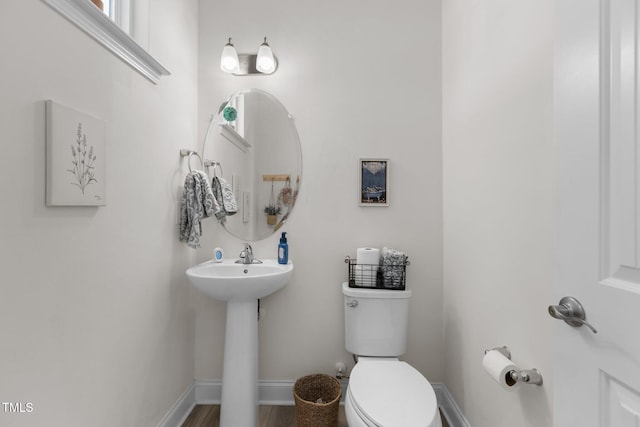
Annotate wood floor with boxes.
[181,405,348,427]
[181,404,449,427]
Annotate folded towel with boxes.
[381,247,407,288]
[179,171,220,248]
[212,176,238,222]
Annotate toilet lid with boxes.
[348,360,439,427]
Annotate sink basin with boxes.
[186,259,293,301]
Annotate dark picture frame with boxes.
[359,159,389,206]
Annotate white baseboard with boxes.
[258,380,296,405]
[193,379,223,404]
[192,378,349,406]
[432,383,472,427]
[157,382,195,427]
[160,379,470,427]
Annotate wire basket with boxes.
[345,256,409,290]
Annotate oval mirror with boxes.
[201,89,302,241]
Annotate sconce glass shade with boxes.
[220,38,240,74]
[256,37,276,74]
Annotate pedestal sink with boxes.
[186,259,293,427]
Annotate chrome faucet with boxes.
[236,243,262,264]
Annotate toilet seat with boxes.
[347,359,440,427]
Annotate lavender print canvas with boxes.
[46,101,106,206]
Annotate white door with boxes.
[555,0,640,425]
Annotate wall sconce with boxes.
[220,37,278,76]
[220,38,240,74]
[256,37,276,74]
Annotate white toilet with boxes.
[342,283,442,427]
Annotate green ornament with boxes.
[223,106,237,122]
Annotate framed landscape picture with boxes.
[359,159,388,206]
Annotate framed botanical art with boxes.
[45,100,106,206]
[359,159,388,206]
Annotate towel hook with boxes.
[180,149,204,172]
[205,160,223,178]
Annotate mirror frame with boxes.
[41,0,170,84]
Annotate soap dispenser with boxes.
[278,232,288,264]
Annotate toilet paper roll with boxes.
[356,247,380,266]
[354,265,376,287]
[482,350,521,391]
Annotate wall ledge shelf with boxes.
[220,123,251,152]
[262,174,290,182]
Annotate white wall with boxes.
[442,1,555,426]
[196,0,443,383]
[0,1,198,426]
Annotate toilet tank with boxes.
[342,282,412,357]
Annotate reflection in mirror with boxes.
[201,89,302,242]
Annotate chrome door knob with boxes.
[548,296,598,333]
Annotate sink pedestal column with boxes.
[219,299,259,427]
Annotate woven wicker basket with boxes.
[293,374,342,427]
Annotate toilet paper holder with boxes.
[484,347,543,386]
